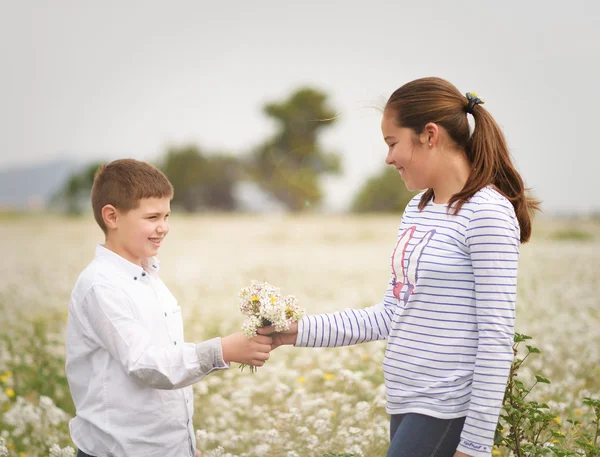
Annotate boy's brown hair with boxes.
[91,159,174,233]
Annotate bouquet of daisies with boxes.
[238,280,305,372]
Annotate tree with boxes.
[160,144,239,212]
[351,166,417,213]
[249,87,341,211]
[60,162,103,215]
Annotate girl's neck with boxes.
[431,151,472,204]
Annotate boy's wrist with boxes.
[220,333,238,363]
[195,337,229,372]
[220,336,230,362]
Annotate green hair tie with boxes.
[465,92,484,114]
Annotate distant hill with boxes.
[0,159,82,209]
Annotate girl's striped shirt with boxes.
[295,186,520,457]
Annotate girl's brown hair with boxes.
[385,77,540,242]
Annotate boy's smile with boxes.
[149,236,163,248]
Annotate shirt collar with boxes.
[95,245,160,282]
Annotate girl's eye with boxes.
[148,216,157,219]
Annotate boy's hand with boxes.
[257,322,298,350]
[221,333,272,367]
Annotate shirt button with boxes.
[164,312,167,317]
[133,277,137,280]
[174,341,177,345]
[142,272,146,276]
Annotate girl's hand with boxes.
[257,322,298,349]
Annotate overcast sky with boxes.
[1,0,598,213]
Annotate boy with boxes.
[65,159,272,457]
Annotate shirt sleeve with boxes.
[81,283,228,390]
[295,276,398,347]
[457,203,520,457]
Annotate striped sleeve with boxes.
[294,278,397,347]
[457,202,519,457]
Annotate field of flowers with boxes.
[0,213,599,457]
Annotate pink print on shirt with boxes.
[391,226,436,306]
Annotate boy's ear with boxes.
[101,204,119,230]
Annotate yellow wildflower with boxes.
[492,450,501,455]
[0,371,11,384]
[323,373,336,381]
[5,387,15,398]
[553,416,562,425]
[574,409,583,416]
[552,439,559,444]
[297,377,306,384]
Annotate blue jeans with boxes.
[387,413,466,457]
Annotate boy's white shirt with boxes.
[66,245,228,457]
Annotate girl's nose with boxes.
[385,151,394,165]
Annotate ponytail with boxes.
[450,103,540,242]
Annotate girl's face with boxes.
[381,112,434,192]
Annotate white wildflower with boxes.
[241,315,262,338]
[252,443,271,454]
[49,444,76,457]
[196,429,209,443]
[263,428,279,444]
[349,427,362,435]
[207,446,225,457]
[0,437,7,457]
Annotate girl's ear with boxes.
[419,122,440,148]
[102,204,118,230]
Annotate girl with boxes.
[260,77,539,457]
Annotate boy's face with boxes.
[106,197,171,266]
